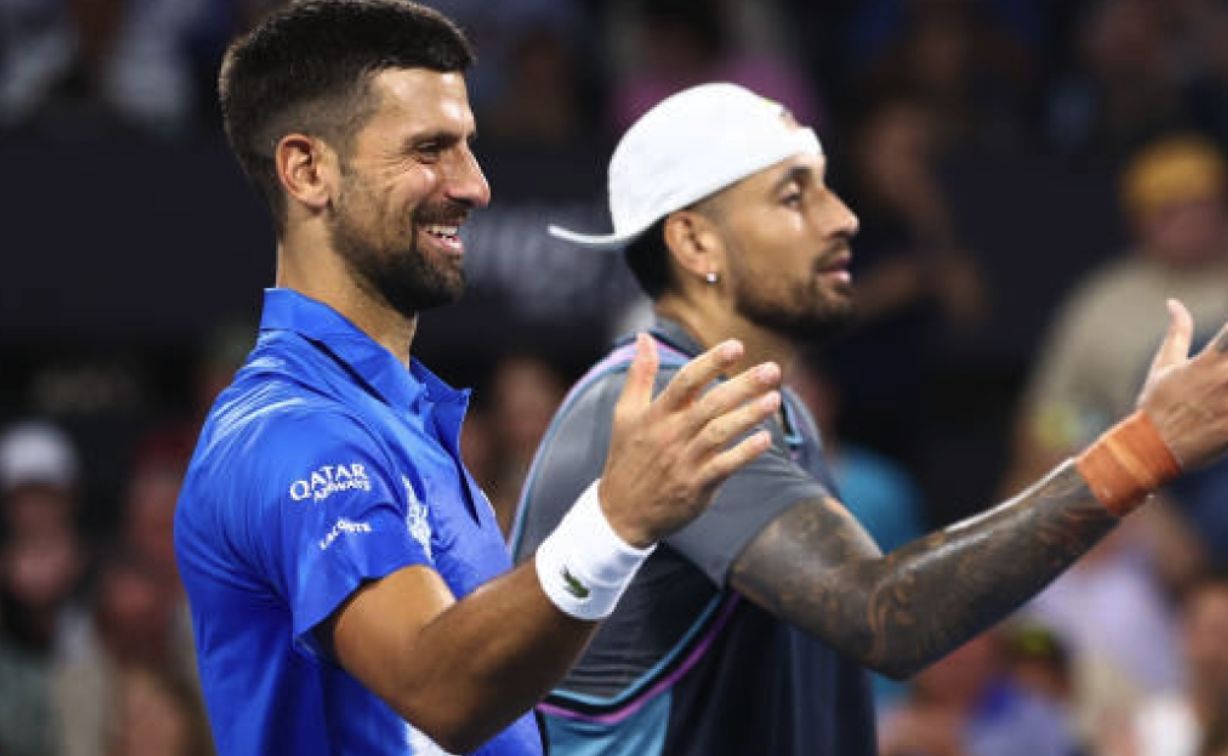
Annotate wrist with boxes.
[535,479,656,621]
[596,479,655,549]
[1075,410,1182,517]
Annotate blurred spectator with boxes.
[603,0,822,133]
[1129,575,1228,756]
[1007,133,1228,474]
[120,454,198,681]
[1002,623,1077,711]
[828,94,990,483]
[1018,517,1190,748]
[483,26,584,145]
[53,549,206,756]
[0,521,87,756]
[1172,0,1228,150]
[0,420,80,538]
[0,0,227,135]
[433,0,593,146]
[879,630,1084,756]
[1005,133,1228,559]
[850,0,1039,148]
[486,353,566,534]
[108,664,211,756]
[0,0,75,127]
[1046,0,1183,156]
[0,421,88,755]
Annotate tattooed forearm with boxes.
[729,460,1118,679]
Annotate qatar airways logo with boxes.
[289,463,372,503]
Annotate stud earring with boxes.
[705,271,718,284]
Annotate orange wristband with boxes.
[1075,410,1181,517]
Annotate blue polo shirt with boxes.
[175,289,541,756]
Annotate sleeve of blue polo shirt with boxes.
[253,409,430,658]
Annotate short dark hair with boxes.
[623,219,673,299]
[219,0,475,228]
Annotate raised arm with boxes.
[732,300,1228,679]
[323,335,782,752]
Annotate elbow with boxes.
[845,637,925,680]
[405,716,488,755]
[397,697,501,754]
[432,730,487,755]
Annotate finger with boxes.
[1196,307,1228,359]
[696,430,773,487]
[686,361,782,433]
[691,390,781,457]
[615,333,659,416]
[654,339,744,412]
[1150,298,1194,372]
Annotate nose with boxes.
[829,189,859,239]
[446,144,491,209]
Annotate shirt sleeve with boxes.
[247,409,431,658]
[664,405,829,589]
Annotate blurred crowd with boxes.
[7,0,1228,754]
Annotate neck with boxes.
[275,229,417,367]
[654,294,798,379]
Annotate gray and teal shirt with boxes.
[510,318,875,756]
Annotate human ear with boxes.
[275,133,339,214]
[663,210,726,285]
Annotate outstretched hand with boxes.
[1138,299,1228,468]
[598,334,782,548]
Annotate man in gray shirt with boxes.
[512,82,1228,755]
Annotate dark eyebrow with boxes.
[403,129,467,152]
[770,165,814,195]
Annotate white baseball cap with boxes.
[549,82,822,250]
[0,421,79,493]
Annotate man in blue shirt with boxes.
[174,3,783,754]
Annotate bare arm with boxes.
[324,561,593,752]
[734,300,1228,679]
[731,463,1111,679]
[322,335,782,752]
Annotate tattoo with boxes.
[730,461,1117,679]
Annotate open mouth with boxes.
[419,223,464,255]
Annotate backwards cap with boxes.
[549,82,822,249]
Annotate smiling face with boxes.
[326,68,490,318]
[707,152,859,342]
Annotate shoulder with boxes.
[189,375,400,508]
[553,341,687,424]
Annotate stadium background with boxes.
[3,0,1227,753]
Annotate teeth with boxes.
[423,224,459,237]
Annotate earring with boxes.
[705,271,718,284]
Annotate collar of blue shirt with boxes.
[257,288,470,419]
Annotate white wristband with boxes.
[534,479,656,621]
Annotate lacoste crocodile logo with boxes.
[561,566,590,600]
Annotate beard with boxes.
[327,176,468,320]
[731,244,856,344]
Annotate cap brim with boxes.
[547,224,641,250]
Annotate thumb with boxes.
[1149,298,1194,376]
[615,333,659,417]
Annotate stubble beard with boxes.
[327,177,466,321]
[731,246,855,345]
